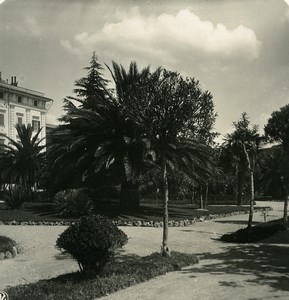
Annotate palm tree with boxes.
[48,55,153,208]
[0,124,45,195]
[224,113,260,228]
[258,146,287,197]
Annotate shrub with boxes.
[0,235,17,253]
[3,185,33,209]
[53,188,93,218]
[56,215,128,275]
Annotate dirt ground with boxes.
[1,201,289,300]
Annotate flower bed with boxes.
[0,206,272,227]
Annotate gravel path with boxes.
[1,201,289,300]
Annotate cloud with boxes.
[60,39,82,56]
[24,15,41,36]
[61,9,261,62]
[0,0,6,5]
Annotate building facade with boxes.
[0,73,53,147]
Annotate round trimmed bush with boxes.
[56,215,128,276]
[0,236,18,259]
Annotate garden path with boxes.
[0,201,288,300]
[99,201,289,300]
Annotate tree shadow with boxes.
[214,220,260,226]
[181,229,222,236]
[183,243,289,292]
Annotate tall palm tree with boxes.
[0,124,45,194]
[224,113,260,228]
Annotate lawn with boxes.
[5,252,198,300]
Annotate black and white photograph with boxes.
[0,0,289,299]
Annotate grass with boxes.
[0,200,272,223]
[0,235,17,253]
[5,251,198,300]
[220,218,287,243]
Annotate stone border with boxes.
[0,207,272,227]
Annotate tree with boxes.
[258,146,288,200]
[124,68,217,256]
[73,51,109,109]
[50,54,217,256]
[224,113,260,228]
[107,61,153,208]
[265,104,289,225]
[0,124,45,195]
[48,55,153,208]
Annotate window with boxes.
[0,92,3,99]
[17,116,23,125]
[18,96,22,103]
[34,100,38,107]
[32,119,40,131]
[0,113,4,126]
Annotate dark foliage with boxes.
[0,235,16,253]
[56,215,128,275]
[53,188,93,218]
[0,124,45,191]
[220,221,286,243]
[3,184,33,209]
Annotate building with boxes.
[0,72,53,147]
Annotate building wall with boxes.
[0,78,52,146]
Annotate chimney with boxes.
[14,76,18,86]
[0,72,1,80]
[11,76,13,85]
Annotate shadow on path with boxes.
[214,220,260,226]
[183,243,289,293]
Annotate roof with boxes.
[0,81,52,102]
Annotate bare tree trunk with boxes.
[161,156,170,256]
[155,188,159,205]
[281,177,288,226]
[204,183,209,209]
[283,195,288,226]
[191,185,195,206]
[247,170,255,229]
[236,166,243,206]
[200,185,203,209]
[241,143,255,229]
[283,180,288,226]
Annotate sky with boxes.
[0,0,289,141]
